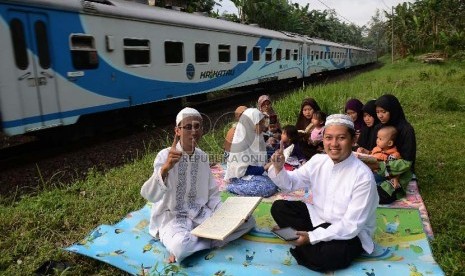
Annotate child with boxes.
[363,125,412,204]
[258,95,281,157]
[356,99,380,151]
[344,98,364,143]
[309,111,326,151]
[141,107,255,263]
[295,97,321,133]
[280,125,307,170]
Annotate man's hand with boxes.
[366,161,380,171]
[161,135,182,180]
[356,147,370,154]
[290,231,310,246]
[270,141,285,172]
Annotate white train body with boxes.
[0,0,376,136]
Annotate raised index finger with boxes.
[171,134,179,150]
[279,140,284,153]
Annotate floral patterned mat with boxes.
[64,165,443,275]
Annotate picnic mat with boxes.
[65,165,444,275]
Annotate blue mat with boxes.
[65,200,444,275]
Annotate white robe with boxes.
[268,153,379,254]
[225,108,267,180]
[141,143,254,261]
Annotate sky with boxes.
[214,0,409,27]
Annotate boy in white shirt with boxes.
[141,107,255,263]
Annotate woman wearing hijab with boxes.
[357,94,416,204]
[344,98,365,136]
[225,108,278,197]
[373,94,416,171]
[356,99,381,151]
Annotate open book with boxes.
[191,196,262,240]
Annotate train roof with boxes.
[2,0,304,42]
[2,0,373,52]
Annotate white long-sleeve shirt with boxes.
[140,143,222,238]
[268,153,379,253]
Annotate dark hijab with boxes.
[295,98,321,131]
[357,99,380,150]
[375,94,416,170]
[345,98,364,131]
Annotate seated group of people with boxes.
[139,92,417,272]
[223,94,416,205]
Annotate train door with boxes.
[298,44,304,78]
[8,10,60,132]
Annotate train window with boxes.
[9,19,29,70]
[34,21,51,69]
[165,41,183,64]
[320,51,323,60]
[218,44,230,63]
[285,49,290,60]
[237,46,247,62]
[276,48,282,61]
[253,47,260,61]
[195,43,209,63]
[70,35,98,70]
[265,48,272,61]
[293,49,298,61]
[124,38,150,66]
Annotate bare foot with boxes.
[167,254,176,263]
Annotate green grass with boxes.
[1,56,464,275]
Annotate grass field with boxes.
[1,57,464,275]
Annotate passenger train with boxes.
[0,0,376,136]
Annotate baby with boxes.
[370,126,402,189]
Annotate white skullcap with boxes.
[176,107,202,126]
[324,114,354,130]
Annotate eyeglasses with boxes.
[178,124,203,131]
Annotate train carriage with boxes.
[0,0,375,137]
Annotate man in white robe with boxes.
[268,114,379,272]
[141,107,255,263]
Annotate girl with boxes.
[344,98,364,143]
[295,98,321,133]
[356,100,380,151]
[374,94,416,171]
[281,125,307,168]
[309,111,327,149]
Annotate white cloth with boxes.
[268,153,379,254]
[176,107,201,126]
[283,144,294,161]
[141,143,222,261]
[225,108,267,179]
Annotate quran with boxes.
[191,196,262,240]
